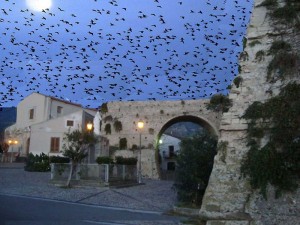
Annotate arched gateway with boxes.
[157,115,219,139]
[157,115,219,180]
[100,99,221,178]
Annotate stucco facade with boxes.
[158,134,181,171]
[29,109,94,156]
[5,92,97,158]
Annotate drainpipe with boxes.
[49,97,52,120]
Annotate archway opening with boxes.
[155,115,218,207]
[156,115,218,180]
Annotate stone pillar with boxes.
[200,0,286,219]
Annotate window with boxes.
[57,106,63,115]
[169,146,175,157]
[50,137,60,152]
[167,162,176,171]
[66,120,74,127]
[29,108,34,120]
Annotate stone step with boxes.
[206,220,251,225]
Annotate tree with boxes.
[174,131,217,206]
[207,94,232,113]
[100,102,108,114]
[62,129,97,187]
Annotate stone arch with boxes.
[155,114,219,180]
[156,115,219,145]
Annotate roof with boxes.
[48,94,82,107]
[23,92,83,108]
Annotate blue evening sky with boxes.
[0,0,253,108]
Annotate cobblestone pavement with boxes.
[0,165,185,225]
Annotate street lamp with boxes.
[137,121,144,184]
[8,139,18,163]
[87,122,93,132]
[86,122,93,164]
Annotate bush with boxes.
[267,51,298,81]
[271,4,299,24]
[255,50,265,62]
[24,153,50,172]
[241,83,300,198]
[131,144,138,150]
[268,40,291,55]
[258,0,278,9]
[96,156,114,164]
[115,156,137,165]
[249,40,262,47]
[24,153,70,172]
[50,156,70,164]
[173,131,217,206]
[233,76,243,88]
[100,103,108,114]
[207,94,232,112]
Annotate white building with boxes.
[4,92,103,161]
[158,134,181,177]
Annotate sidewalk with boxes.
[0,162,25,169]
[0,165,178,212]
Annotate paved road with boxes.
[0,194,184,225]
[0,167,177,212]
[0,166,187,224]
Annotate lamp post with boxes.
[86,122,93,164]
[137,121,144,184]
[8,139,18,163]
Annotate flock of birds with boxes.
[0,0,253,108]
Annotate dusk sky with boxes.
[0,0,253,108]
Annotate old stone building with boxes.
[100,99,220,148]
[99,0,299,224]
[100,99,221,179]
[199,0,300,224]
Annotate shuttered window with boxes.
[29,108,34,120]
[50,137,60,152]
[66,120,74,127]
[57,106,63,115]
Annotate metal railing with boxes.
[50,163,137,184]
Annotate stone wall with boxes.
[200,0,300,224]
[101,99,221,149]
[101,99,221,180]
[111,149,158,179]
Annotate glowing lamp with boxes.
[87,122,93,131]
[137,121,144,129]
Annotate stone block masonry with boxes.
[200,0,300,224]
[100,99,221,179]
[100,99,221,149]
